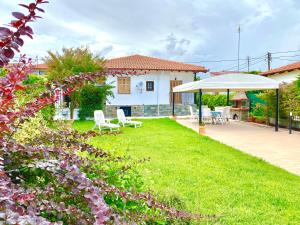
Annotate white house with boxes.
[261,61,300,83]
[104,54,208,117]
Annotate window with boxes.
[146,81,154,91]
[118,77,131,94]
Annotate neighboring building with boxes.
[261,61,300,83]
[210,71,242,77]
[5,63,47,75]
[104,54,207,117]
[32,63,48,75]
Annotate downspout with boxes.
[194,72,197,105]
[157,72,160,116]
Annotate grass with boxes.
[73,118,300,224]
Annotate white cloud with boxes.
[1,0,300,71]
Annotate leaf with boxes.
[25,26,33,35]
[36,7,45,13]
[3,48,15,59]
[0,27,11,36]
[0,115,9,122]
[14,37,24,46]
[12,12,25,20]
[18,4,29,9]
[26,33,33,39]
[10,42,19,51]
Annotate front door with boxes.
[120,106,131,117]
[170,80,183,104]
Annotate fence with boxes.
[289,112,300,134]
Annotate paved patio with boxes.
[176,119,300,176]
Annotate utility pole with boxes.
[237,25,241,72]
[247,56,250,72]
[267,52,272,71]
[36,55,39,66]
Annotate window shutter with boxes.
[118,77,131,94]
[170,80,182,104]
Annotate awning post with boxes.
[275,88,279,132]
[226,89,230,106]
[172,92,175,116]
[199,89,202,124]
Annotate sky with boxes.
[1,0,300,72]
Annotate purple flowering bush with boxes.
[0,1,210,224]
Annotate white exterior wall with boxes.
[268,69,300,84]
[106,71,195,105]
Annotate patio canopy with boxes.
[171,73,281,132]
[173,73,280,93]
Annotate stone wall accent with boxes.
[104,104,197,118]
[131,105,144,117]
[230,109,249,121]
[104,105,117,118]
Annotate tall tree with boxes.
[45,46,104,81]
[44,47,105,118]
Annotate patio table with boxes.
[211,111,222,118]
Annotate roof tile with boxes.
[105,54,207,73]
[261,61,300,76]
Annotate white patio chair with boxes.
[189,106,198,120]
[215,106,225,112]
[202,107,213,124]
[214,107,226,124]
[195,105,208,115]
[117,109,142,128]
[224,106,231,122]
[93,110,120,132]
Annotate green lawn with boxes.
[73,118,300,224]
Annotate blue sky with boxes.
[1,0,300,72]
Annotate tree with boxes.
[44,47,106,118]
[45,47,104,81]
[78,84,113,120]
[296,74,300,90]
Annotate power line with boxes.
[238,58,266,71]
[237,25,241,72]
[223,56,266,71]
[270,49,300,54]
[272,58,300,62]
[272,54,300,59]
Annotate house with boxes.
[210,71,242,76]
[104,54,208,117]
[32,63,48,75]
[261,61,300,83]
[4,63,48,76]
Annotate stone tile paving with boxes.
[176,119,300,176]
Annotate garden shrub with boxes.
[13,111,47,144]
[0,2,206,224]
[257,81,300,124]
[78,84,113,120]
[196,93,229,109]
[18,74,55,124]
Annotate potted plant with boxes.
[199,122,206,134]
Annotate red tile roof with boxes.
[210,71,241,76]
[105,54,208,73]
[33,63,48,70]
[261,61,300,76]
[5,63,48,70]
